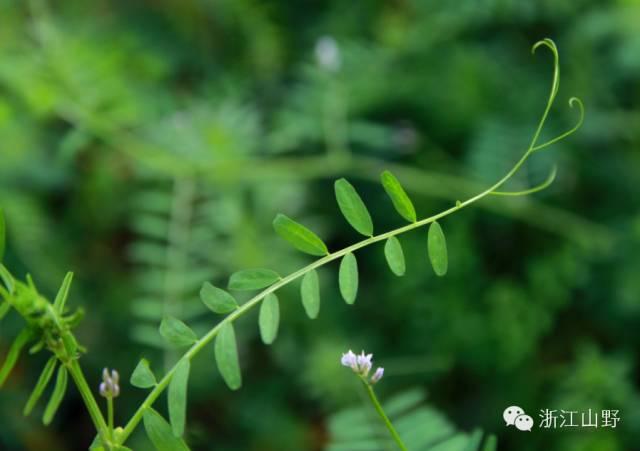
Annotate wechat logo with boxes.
[503,405,534,432]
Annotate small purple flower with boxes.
[99,368,120,398]
[370,367,384,384]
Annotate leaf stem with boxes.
[361,379,408,451]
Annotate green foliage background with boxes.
[0,1,639,450]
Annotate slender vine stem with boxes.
[116,38,579,445]
[361,379,408,451]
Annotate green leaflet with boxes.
[159,316,198,348]
[427,221,448,276]
[143,408,191,451]
[228,269,280,291]
[0,328,32,387]
[0,208,5,262]
[273,214,329,256]
[130,358,157,389]
[43,365,67,425]
[259,293,279,345]
[200,282,238,314]
[380,171,417,223]
[384,236,406,276]
[168,359,190,438]
[215,323,242,390]
[53,272,74,313]
[334,178,374,237]
[300,269,320,319]
[24,356,57,416]
[339,253,358,305]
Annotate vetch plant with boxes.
[0,39,583,450]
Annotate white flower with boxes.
[341,350,358,370]
[370,367,384,384]
[356,351,373,376]
[341,349,381,380]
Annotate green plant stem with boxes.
[46,304,110,443]
[107,397,114,436]
[361,380,408,451]
[66,360,110,443]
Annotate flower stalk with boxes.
[341,350,407,450]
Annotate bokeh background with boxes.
[1,1,639,450]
